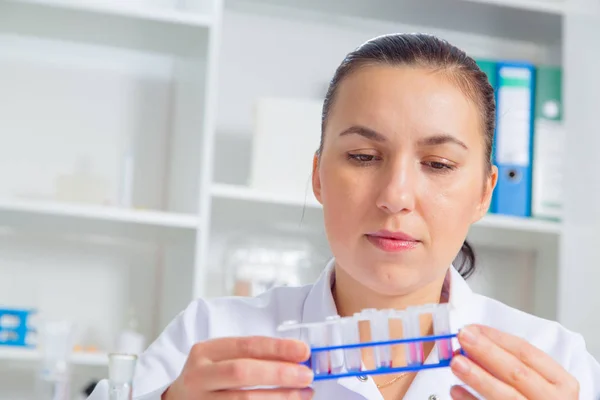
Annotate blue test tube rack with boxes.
[278,303,459,381]
[307,333,459,381]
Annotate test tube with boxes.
[402,308,424,366]
[365,309,392,368]
[433,304,453,362]
[325,316,344,372]
[306,323,330,375]
[340,314,361,372]
[108,353,137,400]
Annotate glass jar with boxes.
[223,233,319,297]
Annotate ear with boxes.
[312,153,323,204]
[472,165,498,223]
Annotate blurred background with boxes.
[0,0,598,398]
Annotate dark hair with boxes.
[318,33,496,280]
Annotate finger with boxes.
[201,359,314,391]
[193,336,310,363]
[457,326,555,399]
[475,325,566,384]
[451,355,527,400]
[450,385,478,400]
[211,387,314,400]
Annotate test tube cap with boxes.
[108,353,138,384]
[277,320,299,331]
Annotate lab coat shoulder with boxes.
[102,284,314,400]
[203,283,313,338]
[471,293,600,397]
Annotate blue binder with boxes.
[491,62,536,217]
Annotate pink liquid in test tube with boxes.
[402,309,424,366]
[433,304,453,361]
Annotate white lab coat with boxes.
[88,259,600,399]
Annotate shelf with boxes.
[475,213,561,235]
[0,0,214,56]
[464,0,564,14]
[0,198,199,228]
[6,0,215,28]
[0,198,199,243]
[226,0,563,46]
[0,347,107,367]
[211,183,320,208]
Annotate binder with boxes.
[532,66,563,220]
[475,59,498,88]
[492,62,536,217]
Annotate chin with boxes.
[356,260,426,296]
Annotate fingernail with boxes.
[460,326,478,345]
[297,366,314,383]
[451,356,470,375]
[450,385,470,400]
[300,387,314,400]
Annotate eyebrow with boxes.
[338,125,387,142]
[418,134,469,150]
[339,125,469,150]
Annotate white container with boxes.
[249,97,323,204]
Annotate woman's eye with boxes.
[430,162,448,169]
[348,154,378,163]
[424,161,454,172]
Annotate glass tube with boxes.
[325,316,344,372]
[109,353,138,400]
[340,314,362,372]
[402,308,424,366]
[433,304,453,361]
[369,310,392,368]
[34,321,73,400]
[306,324,329,375]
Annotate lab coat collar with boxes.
[300,258,475,398]
[301,257,474,324]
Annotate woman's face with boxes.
[313,65,497,296]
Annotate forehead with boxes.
[327,64,481,139]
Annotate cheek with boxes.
[319,163,371,237]
[419,172,483,237]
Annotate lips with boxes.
[365,230,420,252]
[368,230,417,241]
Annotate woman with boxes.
[89,33,600,399]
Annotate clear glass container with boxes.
[109,353,138,400]
[34,321,73,400]
[223,232,320,297]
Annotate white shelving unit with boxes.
[4,0,215,26]
[0,347,108,367]
[0,0,220,397]
[1,0,599,397]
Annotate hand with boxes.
[449,324,579,399]
[162,336,314,400]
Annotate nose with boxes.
[375,160,416,214]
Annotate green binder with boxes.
[532,66,563,220]
[475,59,497,89]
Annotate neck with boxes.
[332,265,448,319]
